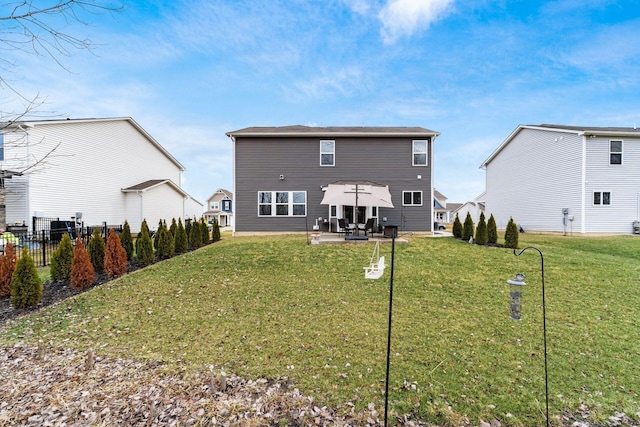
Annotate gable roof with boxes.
[226,125,439,138]
[122,179,188,197]
[481,123,640,168]
[5,117,185,171]
[206,188,233,201]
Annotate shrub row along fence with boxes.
[1,217,123,267]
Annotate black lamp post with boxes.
[507,246,549,427]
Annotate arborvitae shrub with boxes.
[135,219,155,267]
[0,242,17,298]
[463,212,475,241]
[189,218,201,249]
[475,212,488,245]
[71,238,95,290]
[50,233,74,281]
[212,217,221,242]
[185,220,192,244]
[487,214,498,245]
[505,217,519,249]
[156,225,175,260]
[174,218,188,254]
[169,218,177,239]
[120,221,134,261]
[452,214,462,239]
[105,228,128,279]
[10,248,43,309]
[200,217,209,244]
[87,227,105,273]
[154,219,163,250]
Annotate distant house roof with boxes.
[226,125,439,138]
[481,123,640,168]
[206,188,233,202]
[447,203,463,212]
[433,189,447,201]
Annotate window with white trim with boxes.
[258,191,307,216]
[593,191,611,206]
[610,140,622,165]
[320,140,335,166]
[211,202,219,210]
[403,191,423,206]
[412,140,427,166]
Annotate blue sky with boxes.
[4,0,640,205]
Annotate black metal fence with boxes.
[1,217,123,267]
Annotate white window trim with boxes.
[609,139,623,165]
[593,191,611,206]
[258,191,307,217]
[412,140,428,166]
[211,202,220,210]
[402,190,423,206]
[320,140,335,166]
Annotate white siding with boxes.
[485,128,583,231]
[584,136,640,233]
[1,119,186,232]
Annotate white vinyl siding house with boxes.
[1,118,201,233]
[481,124,640,234]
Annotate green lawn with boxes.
[2,233,640,426]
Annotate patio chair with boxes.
[338,218,352,236]
[359,218,375,236]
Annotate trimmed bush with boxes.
[475,212,488,245]
[87,227,105,273]
[156,224,175,260]
[189,217,202,249]
[50,233,74,281]
[212,217,221,242]
[10,248,43,309]
[135,219,155,267]
[200,217,209,244]
[169,218,177,239]
[120,220,134,261]
[487,214,498,245]
[174,218,188,254]
[452,213,462,239]
[462,212,475,241]
[105,228,128,279]
[154,219,163,250]
[0,242,17,298]
[71,237,95,290]
[505,217,519,249]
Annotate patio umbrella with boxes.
[320,182,394,208]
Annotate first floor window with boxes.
[403,191,423,206]
[258,191,307,216]
[593,191,611,205]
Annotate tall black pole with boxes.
[384,234,396,427]
[513,246,549,427]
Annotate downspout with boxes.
[18,125,31,230]
[581,135,587,234]
[137,190,144,232]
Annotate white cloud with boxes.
[379,0,455,43]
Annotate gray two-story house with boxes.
[226,125,439,234]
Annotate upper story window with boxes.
[403,191,423,206]
[258,191,306,216]
[412,140,427,166]
[320,140,335,166]
[0,133,4,161]
[593,191,611,206]
[610,140,622,165]
[211,201,220,210]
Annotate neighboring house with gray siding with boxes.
[481,124,640,234]
[226,125,439,234]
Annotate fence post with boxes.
[41,230,47,266]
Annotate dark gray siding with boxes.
[235,136,433,232]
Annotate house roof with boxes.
[4,117,186,171]
[206,188,233,202]
[480,123,640,168]
[226,125,439,138]
[122,179,188,197]
[433,189,447,201]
